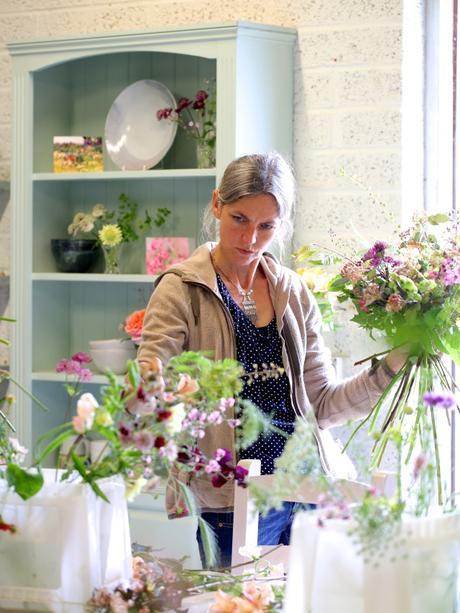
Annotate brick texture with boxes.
[0,0,403,373]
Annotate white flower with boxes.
[9,437,28,458]
[126,477,147,501]
[92,203,106,218]
[165,402,186,435]
[76,392,98,430]
[238,544,262,560]
[159,440,178,462]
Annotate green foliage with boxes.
[5,464,44,501]
[235,400,271,451]
[104,192,171,244]
[167,351,244,402]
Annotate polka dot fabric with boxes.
[216,274,295,474]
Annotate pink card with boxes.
[146,237,195,275]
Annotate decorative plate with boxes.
[105,79,177,170]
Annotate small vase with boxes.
[196,140,216,169]
[102,244,121,274]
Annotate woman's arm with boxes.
[137,273,191,368]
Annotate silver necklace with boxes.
[211,253,258,324]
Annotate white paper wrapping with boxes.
[0,469,132,612]
[284,511,460,613]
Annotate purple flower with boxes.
[175,97,192,113]
[440,257,460,286]
[214,448,232,464]
[362,241,387,265]
[71,351,92,364]
[423,391,456,410]
[156,107,173,120]
[233,464,249,487]
[195,90,209,103]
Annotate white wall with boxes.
[0,0,402,371]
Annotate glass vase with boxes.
[102,244,121,274]
[196,140,216,169]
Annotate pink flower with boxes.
[72,415,87,434]
[208,410,223,424]
[71,351,92,364]
[362,283,381,306]
[55,358,81,375]
[133,430,155,452]
[205,459,221,473]
[413,453,428,479]
[176,373,199,395]
[78,368,93,382]
[340,262,364,283]
[385,293,405,312]
[227,418,241,428]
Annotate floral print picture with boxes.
[145,237,194,275]
[53,136,103,173]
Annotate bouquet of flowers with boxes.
[157,81,216,167]
[68,193,171,246]
[3,352,274,564]
[329,213,460,502]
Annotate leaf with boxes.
[177,480,198,517]
[197,516,218,568]
[34,428,75,465]
[427,213,450,225]
[6,463,44,500]
[70,450,110,503]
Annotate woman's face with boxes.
[212,192,280,265]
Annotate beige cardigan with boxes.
[138,243,392,514]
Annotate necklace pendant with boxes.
[242,293,257,324]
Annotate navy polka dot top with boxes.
[216,274,296,474]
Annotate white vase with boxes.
[0,470,132,611]
[284,511,460,613]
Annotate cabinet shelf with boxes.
[32,273,157,283]
[32,371,121,385]
[33,169,216,182]
[9,21,295,458]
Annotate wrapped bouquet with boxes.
[329,213,460,502]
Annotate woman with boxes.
[138,152,405,568]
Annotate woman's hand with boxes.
[385,346,410,374]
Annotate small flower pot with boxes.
[50,239,100,273]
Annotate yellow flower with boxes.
[99,224,122,247]
[94,410,113,427]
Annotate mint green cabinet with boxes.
[8,21,295,455]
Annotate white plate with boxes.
[105,79,177,170]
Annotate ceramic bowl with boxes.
[89,338,132,351]
[89,345,137,375]
[51,239,101,273]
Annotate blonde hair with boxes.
[202,152,296,258]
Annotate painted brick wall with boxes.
[0,0,402,374]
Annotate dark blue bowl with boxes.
[51,239,100,273]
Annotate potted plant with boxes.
[0,351,275,608]
[52,194,171,274]
[157,80,216,169]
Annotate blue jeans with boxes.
[196,502,298,569]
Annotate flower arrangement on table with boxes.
[157,80,216,168]
[3,351,277,563]
[89,544,285,612]
[68,193,171,273]
[327,213,460,503]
